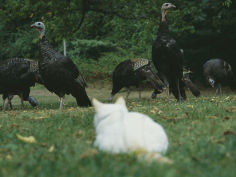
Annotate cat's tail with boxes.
[135,150,173,164]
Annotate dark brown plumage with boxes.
[109,58,164,101]
[203,58,236,94]
[152,3,186,102]
[0,58,41,110]
[31,22,91,109]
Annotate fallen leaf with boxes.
[191,120,199,125]
[210,98,215,102]
[192,156,200,161]
[6,154,12,160]
[78,130,83,135]
[223,130,235,136]
[41,142,47,147]
[224,96,230,101]
[207,116,218,119]
[225,106,236,113]
[16,134,36,144]
[222,116,231,121]
[48,145,54,152]
[11,124,19,128]
[150,107,163,114]
[210,136,225,144]
[225,152,231,158]
[186,105,194,109]
[157,156,173,164]
[21,128,29,131]
[86,140,92,144]
[34,116,49,119]
[79,149,98,160]
[0,148,8,153]
[67,107,74,111]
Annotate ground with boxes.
[0,84,236,177]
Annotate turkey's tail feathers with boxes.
[183,79,200,97]
[75,74,88,88]
[71,82,91,107]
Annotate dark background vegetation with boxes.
[0,0,235,83]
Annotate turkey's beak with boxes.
[170,4,176,8]
[31,24,36,28]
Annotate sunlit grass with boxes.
[0,84,236,177]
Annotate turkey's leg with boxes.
[176,79,183,102]
[162,76,170,103]
[59,97,64,110]
[20,94,24,109]
[126,88,131,100]
[8,95,13,110]
[3,99,8,111]
[108,94,113,102]
[215,88,218,95]
[215,83,220,96]
[167,84,170,103]
[219,83,222,95]
[138,87,141,99]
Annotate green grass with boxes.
[0,85,236,177]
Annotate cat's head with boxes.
[92,97,128,125]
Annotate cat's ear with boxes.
[92,98,104,110]
[115,97,126,106]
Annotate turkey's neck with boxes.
[39,36,54,63]
[158,10,170,35]
[161,9,168,22]
[40,29,45,39]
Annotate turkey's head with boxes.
[208,77,215,87]
[161,3,176,22]
[31,22,45,39]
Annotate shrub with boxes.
[68,39,116,60]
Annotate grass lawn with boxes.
[0,84,236,177]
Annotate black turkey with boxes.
[152,3,186,102]
[31,22,91,109]
[2,94,38,110]
[152,67,200,98]
[109,58,164,101]
[0,58,42,111]
[203,58,236,94]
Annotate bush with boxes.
[68,39,116,60]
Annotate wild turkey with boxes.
[109,58,164,101]
[203,58,236,94]
[2,94,38,110]
[152,3,186,102]
[182,68,200,97]
[0,58,42,111]
[31,22,91,109]
[152,67,200,98]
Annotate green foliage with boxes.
[68,39,116,60]
[0,0,236,81]
[223,0,232,7]
[71,50,140,82]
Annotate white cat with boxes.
[92,97,169,161]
